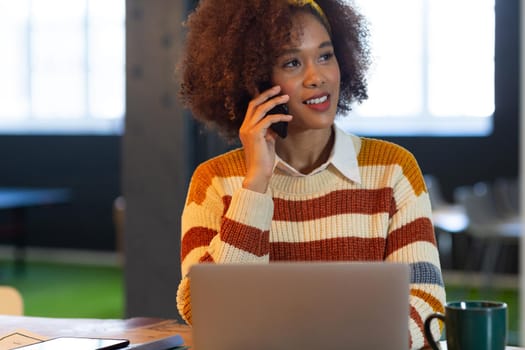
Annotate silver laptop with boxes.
[189,262,409,350]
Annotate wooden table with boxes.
[0,315,193,348]
[0,315,522,349]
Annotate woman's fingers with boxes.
[240,107,292,140]
[247,86,287,116]
[245,94,290,128]
[245,86,279,117]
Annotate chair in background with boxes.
[0,286,24,315]
[492,177,520,219]
[424,174,469,269]
[113,196,126,265]
[454,181,521,289]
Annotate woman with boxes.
[176,0,445,348]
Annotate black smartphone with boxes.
[258,81,288,138]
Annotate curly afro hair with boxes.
[178,0,371,142]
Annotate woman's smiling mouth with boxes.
[305,95,328,105]
[304,94,330,111]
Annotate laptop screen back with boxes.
[189,262,409,350]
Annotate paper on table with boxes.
[0,330,47,350]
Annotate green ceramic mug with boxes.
[424,300,507,350]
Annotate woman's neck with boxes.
[275,127,335,174]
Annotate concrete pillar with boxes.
[123,0,190,320]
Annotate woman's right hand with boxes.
[239,85,292,193]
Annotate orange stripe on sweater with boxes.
[221,217,270,257]
[273,188,393,221]
[199,252,215,263]
[410,304,427,347]
[411,288,445,314]
[270,237,386,261]
[183,227,387,262]
[385,217,436,256]
[186,149,246,206]
[181,227,217,261]
[182,220,270,260]
[358,138,427,196]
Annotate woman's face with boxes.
[272,11,340,133]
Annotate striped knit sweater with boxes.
[176,134,445,349]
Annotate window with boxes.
[0,0,125,134]
[0,1,495,136]
[336,0,495,136]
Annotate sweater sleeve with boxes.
[176,159,274,324]
[384,152,446,349]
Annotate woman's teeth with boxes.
[305,96,328,105]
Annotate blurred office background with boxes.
[0,0,521,343]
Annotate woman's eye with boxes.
[320,52,335,62]
[283,59,300,68]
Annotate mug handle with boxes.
[424,313,445,350]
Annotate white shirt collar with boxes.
[273,125,361,183]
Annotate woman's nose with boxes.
[303,64,325,88]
